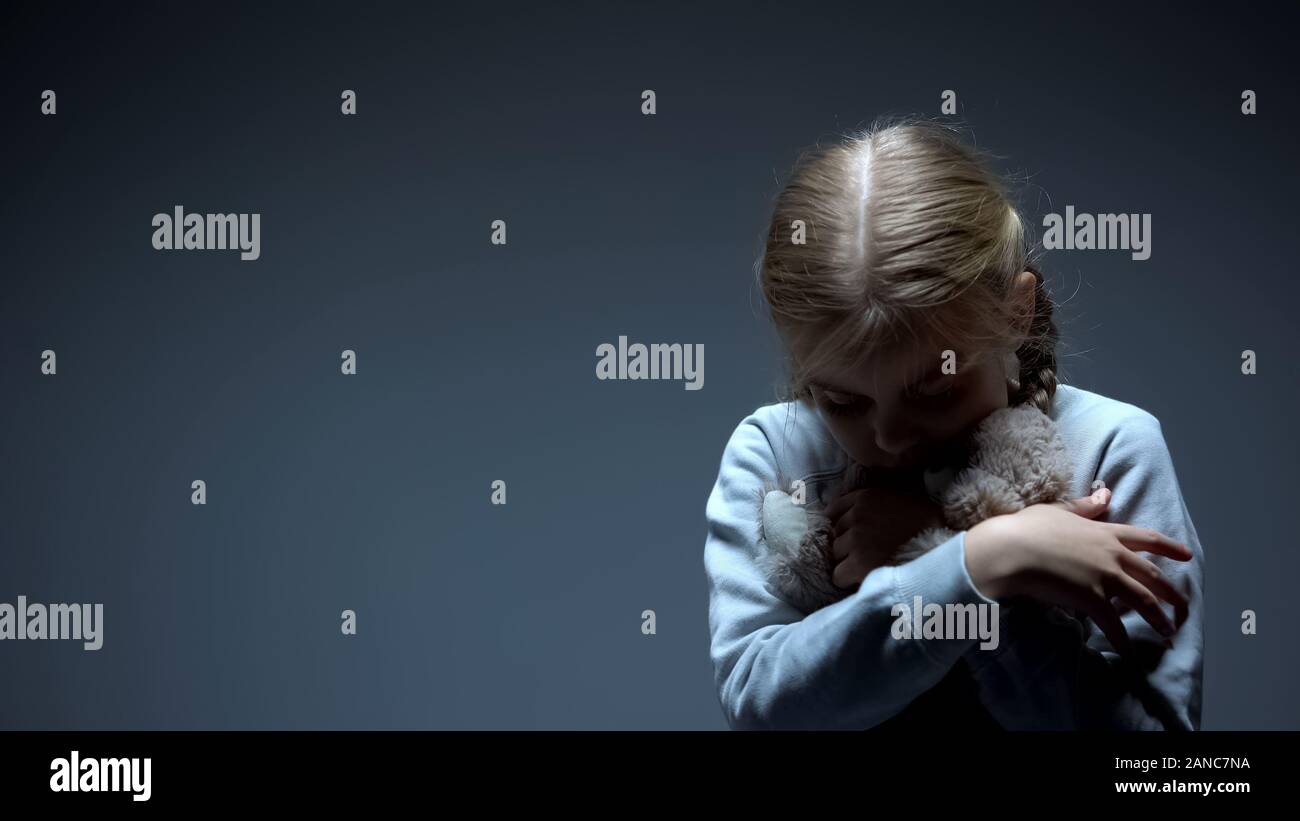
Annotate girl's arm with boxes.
[704,417,1000,730]
[963,409,1205,729]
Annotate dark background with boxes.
[1,0,1296,729]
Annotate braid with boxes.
[1010,263,1059,415]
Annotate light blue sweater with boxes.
[703,384,1205,730]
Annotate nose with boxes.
[871,406,921,459]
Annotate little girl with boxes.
[703,116,1204,730]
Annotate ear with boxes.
[1009,270,1037,343]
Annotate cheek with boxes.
[944,368,1010,433]
[906,367,1008,446]
[822,417,883,464]
[816,368,1010,464]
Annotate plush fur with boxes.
[757,403,1074,614]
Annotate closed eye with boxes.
[813,386,871,417]
[905,376,958,405]
[811,374,957,418]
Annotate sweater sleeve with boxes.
[703,417,999,730]
[963,409,1206,730]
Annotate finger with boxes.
[832,509,857,537]
[1119,553,1190,628]
[1109,524,1193,561]
[831,553,869,590]
[825,488,869,522]
[832,493,880,536]
[830,529,856,562]
[1078,597,1134,658]
[1053,488,1110,519]
[833,535,897,577]
[1106,573,1177,639]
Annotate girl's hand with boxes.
[823,482,1120,592]
[965,493,1192,657]
[824,485,944,589]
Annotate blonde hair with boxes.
[758,115,1059,415]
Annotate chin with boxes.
[856,460,923,476]
[895,441,970,472]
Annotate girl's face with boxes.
[806,337,1011,473]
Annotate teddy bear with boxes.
[756,402,1076,615]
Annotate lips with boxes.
[862,434,973,474]
[852,463,926,492]
[898,437,972,470]
[895,448,936,469]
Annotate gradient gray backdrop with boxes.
[2,0,1297,729]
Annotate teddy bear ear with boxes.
[760,490,810,557]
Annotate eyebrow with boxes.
[810,379,860,396]
[813,362,948,397]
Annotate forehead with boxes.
[809,335,967,394]
[814,351,926,389]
